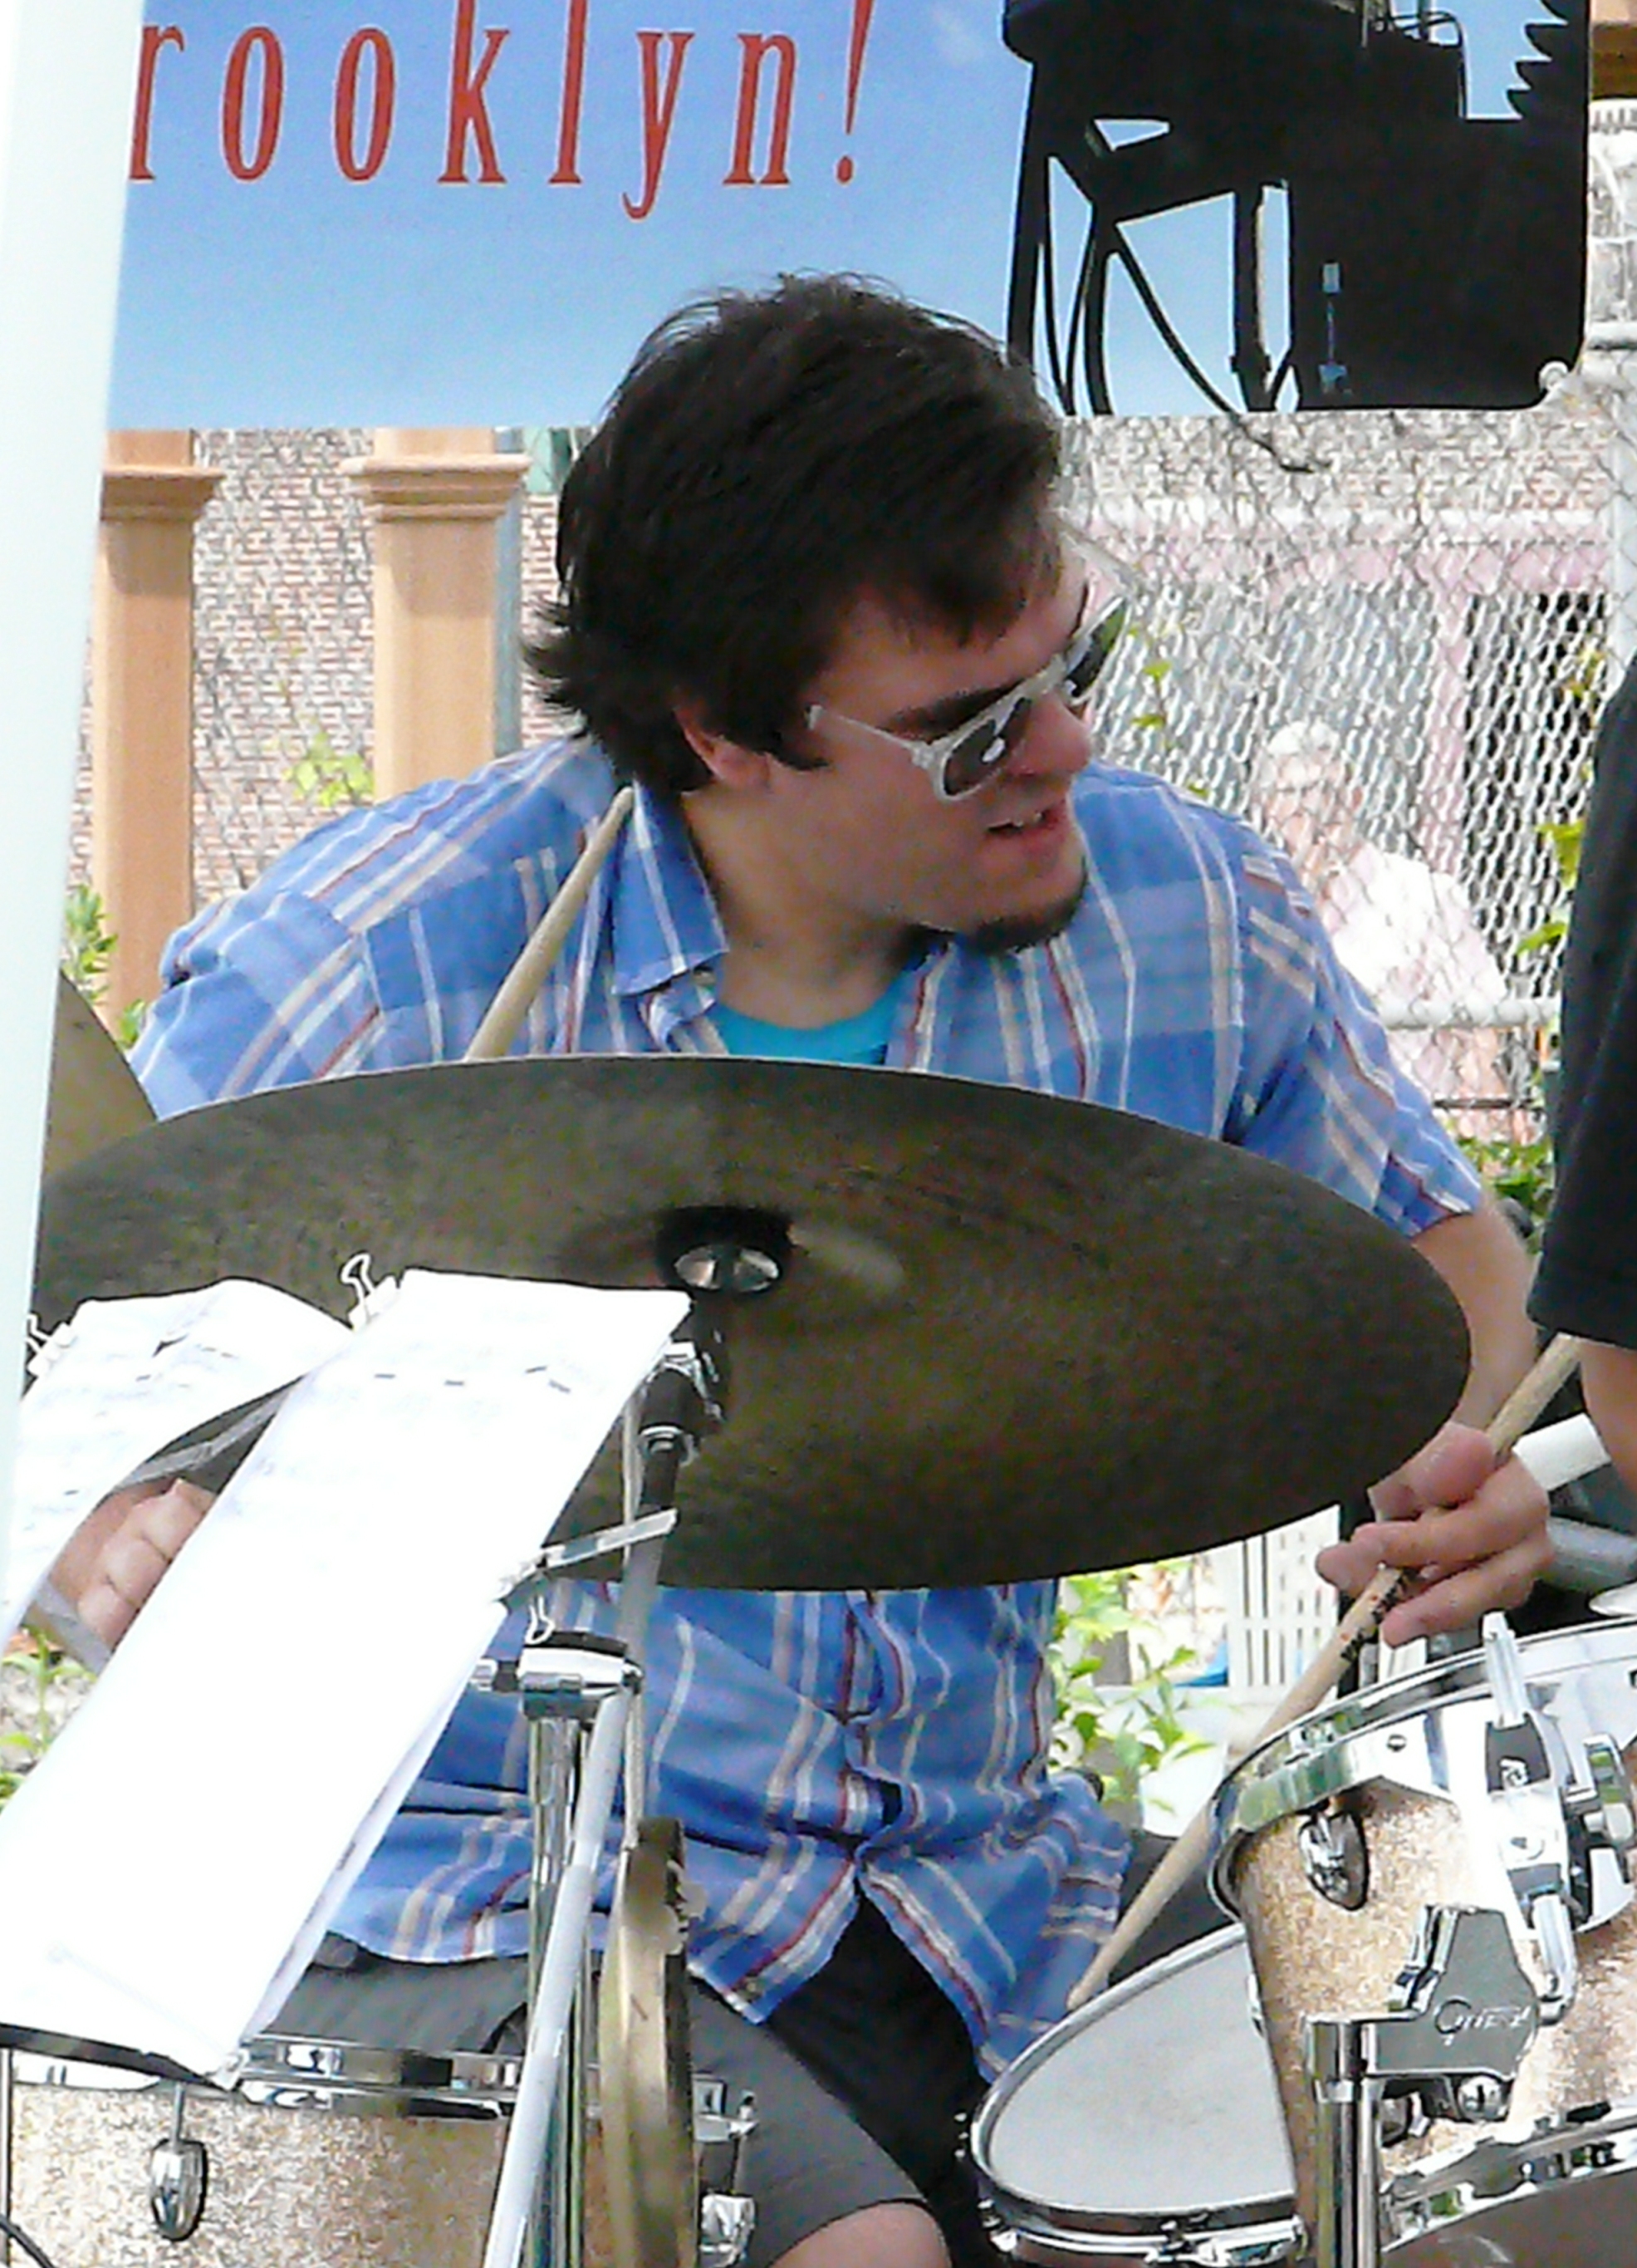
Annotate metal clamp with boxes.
[1480,1614,1579,2020]
[696,2079,758,2268]
[512,1630,641,1724]
[1306,1905,1540,2268]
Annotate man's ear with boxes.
[673,695,772,791]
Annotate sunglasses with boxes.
[803,548,1130,803]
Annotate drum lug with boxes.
[1299,1802,1369,1910]
[149,2084,209,2243]
[695,2079,758,2268]
[1564,1735,1637,1906]
[1479,1613,1580,2020]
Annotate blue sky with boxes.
[109,0,1561,425]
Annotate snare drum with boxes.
[6,2035,517,2268]
[1213,1618,1637,2266]
[971,1928,1301,2265]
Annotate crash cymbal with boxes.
[34,1056,1468,1588]
[44,974,152,1179]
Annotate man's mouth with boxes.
[987,802,1062,837]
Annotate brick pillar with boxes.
[91,432,223,1019]
[345,429,529,799]
[1595,0,1637,101]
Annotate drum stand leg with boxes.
[484,1632,641,2268]
[1309,2028,1384,2268]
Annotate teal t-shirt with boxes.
[713,979,904,1065]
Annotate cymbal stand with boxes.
[481,1316,725,2268]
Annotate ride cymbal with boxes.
[34,1055,1468,1588]
[44,974,152,1180]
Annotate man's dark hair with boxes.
[525,275,1062,794]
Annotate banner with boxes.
[110,1,1582,426]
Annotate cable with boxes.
[0,2209,64,2268]
[1109,223,1243,418]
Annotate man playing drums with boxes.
[56,277,1549,2268]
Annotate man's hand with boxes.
[1314,1421,1552,1648]
[51,1480,213,1648]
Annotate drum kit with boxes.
[16,979,1637,2267]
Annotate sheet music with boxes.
[6,1282,352,1652]
[0,1271,687,2078]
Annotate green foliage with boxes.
[60,885,145,1049]
[61,882,115,998]
[1514,816,1586,959]
[287,728,373,812]
[0,1637,89,1807]
[1050,1569,1210,1818]
[1460,1129,1556,1234]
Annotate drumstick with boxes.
[464,786,635,1062]
[1066,1332,1583,2010]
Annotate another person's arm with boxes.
[1579,1340,1637,1501]
[1532,657,1637,1490]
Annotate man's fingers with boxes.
[51,1478,214,1647]
[1369,1426,1498,1523]
[135,1478,212,1559]
[1378,1542,1551,1647]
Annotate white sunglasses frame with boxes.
[801,552,1131,803]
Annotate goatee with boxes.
[968,866,1088,956]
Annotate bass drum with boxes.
[4,2035,517,2268]
[971,1928,1301,2266]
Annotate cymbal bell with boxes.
[45,974,152,1180]
[34,1056,1468,1589]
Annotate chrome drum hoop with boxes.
[1210,1617,1637,1910]
[1383,2097,1637,2264]
[235,2035,520,2119]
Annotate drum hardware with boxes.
[1478,1615,1580,2017]
[1306,1905,1541,2268]
[1214,1616,1637,2266]
[1298,1803,1369,1912]
[484,1303,728,2268]
[147,2084,208,2241]
[694,2081,757,2268]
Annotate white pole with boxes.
[0,1,145,1604]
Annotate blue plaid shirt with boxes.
[135,738,1480,2071]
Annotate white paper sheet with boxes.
[0,1270,687,2078]
[7,1282,352,1653]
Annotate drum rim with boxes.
[1385,2094,1637,2250]
[244,2033,521,2093]
[1211,1617,1637,1907]
[971,1927,1298,2241]
[9,2033,521,2115]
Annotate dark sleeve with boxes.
[1532,651,1637,1344]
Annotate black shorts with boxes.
[271,1831,1224,2268]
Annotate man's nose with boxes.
[1012,690,1092,778]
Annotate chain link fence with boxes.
[1061,385,1609,1142]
